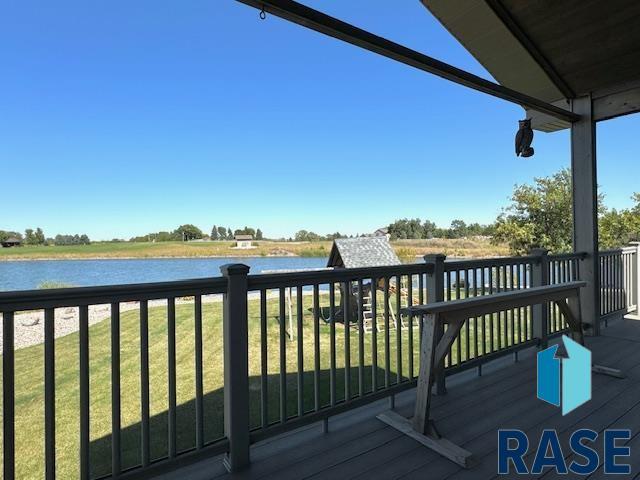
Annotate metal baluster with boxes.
[371,277,378,392]
[488,266,494,352]
[111,303,121,476]
[344,281,351,401]
[313,285,320,411]
[80,305,90,479]
[279,288,287,421]
[455,270,461,363]
[395,275,402,383]
[168,298,177,458]
[407,276,414,380]
[194,295,204,448]
[44,308,55,480]
[510,264,515,346]
[446,271,453,366]
[260,290,268,427]
[357,279,365,396]
[464,270,470,362]
[498,267,504,350]
[384,278,390,388]
[139,301,150,465]
[329,283,336,407]
[297,286,304,416]
[480,267,486,357]
[3,311,15,480]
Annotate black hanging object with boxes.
[259,6,266,20]
[515,118,534,158]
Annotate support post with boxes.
[424,254,446,394]
[571,95,600,336]
[221,264,251,472]
[530,249,549,348]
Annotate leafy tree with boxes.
[294,230,322,242]
[493,169,576,254]
[210,225,219,240]
[35,228,45,244]
[24,227,46,245]
[24,229,36,245]
[53,234,91,246]
[227,227,233,240]
[217,226,227,239]
[174,224,204,241]
[255,228,263,240]
[234,226,256,237]
[599,194,640,248]
[387,218,424,239]
[496,170,639,252]
[448,219,468,238]
[423,220,437,239]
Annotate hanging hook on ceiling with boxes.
[259,5,267,20]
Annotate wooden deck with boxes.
[156,317,640,480]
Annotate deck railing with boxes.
[599,246,638,322]
[0,244,638,478]
[0,278,229,480]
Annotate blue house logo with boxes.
[537,335,591,415]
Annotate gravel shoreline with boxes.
[0,295,224,354]
[0,290,299,354]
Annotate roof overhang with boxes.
[421,0,640,131]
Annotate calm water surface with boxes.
[0,257,329,292]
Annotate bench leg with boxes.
[412,314,438,434]
[377,411,473,468]
[554,299,624,379]
[377,313,474,468]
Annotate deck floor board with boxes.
[162,318,640,480]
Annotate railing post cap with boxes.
[423,253,446,263]
[220,263,250,276]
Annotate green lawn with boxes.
[0,238,508,261]
[0,291,530,479]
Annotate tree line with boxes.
[129,225,264,242]
[0,228,91,246]
[386,219,495,240]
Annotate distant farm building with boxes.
[1,237,22,248]
[373,227,390,239]
[234,234,254,249]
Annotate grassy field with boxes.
[0,289,528,479]
[0,238,508,261]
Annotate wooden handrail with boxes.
[402,281,586,320]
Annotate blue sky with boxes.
[1,1,638,240]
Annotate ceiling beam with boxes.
[235,0,580,123]
[593,81,640,122]
[484,0,575,99]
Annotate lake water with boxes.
[0,257,329,292]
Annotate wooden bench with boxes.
[376,281,622,468]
